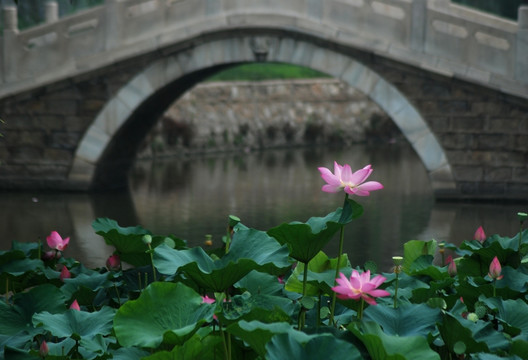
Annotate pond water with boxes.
[0,143,524,272]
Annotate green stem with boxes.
[317,292,321,328]
[298,262,309,330]
[113,283,121,307]
[493,280,496,297]
[394,272,399,308]
[329,224,345,325]
[519,222,523,250]
[358,298,365,320]
[219,320,230,360]
[148,244,157,282]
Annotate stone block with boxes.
[451,117,483,132]
[484,167,512,182]
[453,166,483,181]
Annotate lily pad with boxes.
[113,282,214,348]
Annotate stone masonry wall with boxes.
[139,78,397,157]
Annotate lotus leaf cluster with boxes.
[1,210,528,359]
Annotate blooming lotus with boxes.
[318,162,383,196]
[201,295,215,304]
[488,256,503,280]
[332,270,390,306]
[474,226,486,243]
[46,231,70,251]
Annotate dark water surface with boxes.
[1,143,524,271]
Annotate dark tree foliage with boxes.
[452,0,527,20]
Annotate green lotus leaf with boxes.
[268,198,362,263]
[363,302,441,337]
[438,312,509,354]
[216,292,294,325]
[109,347,150,360]
[235,270,284,296]
[153,227,290,292]
[32,306,115,339]
[266,331,363,360]
[227,320,307,358]
[349,321,440,360]
[402,239,437,275]
[141,332,224,360]
[480,297,528,335]
[285,251,350,296]
[0,284,65,338]
[113,282,214,348]
[92,217,185,267]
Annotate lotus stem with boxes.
[147,243,157,282]
[219,320,231,360]
[394,271,399,309]
[329,223,346,326]
[358,298,365,320]
[298,261,309,329]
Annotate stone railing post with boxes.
[103,0,121,50]
[2,6,19,83]
[410,0,427,52]
[45,1,59,23]
[3,6,18,33]
[517,6,528,85]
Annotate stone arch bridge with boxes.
[0,0,527,200]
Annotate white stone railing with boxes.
[1,0,527,99]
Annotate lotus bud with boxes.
[70,299,80,311]
[448,258,457,277]
[39,340,49,357]
[106,254,121,271]
[59,266,71,281]
[488,256,503,280]
[142,234,152,245]
[474,226,486,243]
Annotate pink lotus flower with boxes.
[60,266,71,281]
[202,295,215,304]
[46,231,70,251]
[488,256,503,280]
[39,340,49,357]
[106,254,121,271]
[446,256,457,277]
[474,226,486,243]
[318,162,383,196]
[332,270,390,306]
[70,299,80,311]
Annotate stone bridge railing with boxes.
[1,0,527,101]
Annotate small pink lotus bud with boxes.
[106,254,121,271]
[39,340,49,357]
[474,226,486,243]
[448,258,457,277]
[59,266,71,281]
[42,250,56,261]
[70,299,80,311]
[488,256,503,280]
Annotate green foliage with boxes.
[207,62,329,82]
[2,210,528,359]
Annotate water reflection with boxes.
[0,143,524,271]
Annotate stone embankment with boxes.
[139,78,399,157]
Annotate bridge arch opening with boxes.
[69,34,455,194]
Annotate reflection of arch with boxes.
[69,34,455,194]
